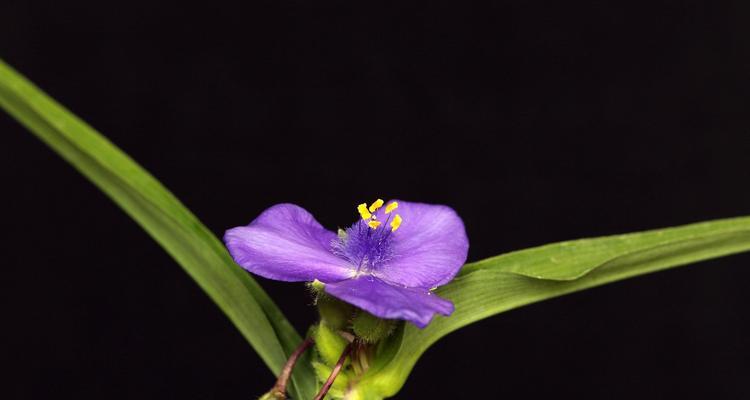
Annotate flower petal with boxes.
[373,200,469,289]
[324,276,454,328]
[224,203,355,282]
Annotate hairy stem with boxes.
[313,343,353,400]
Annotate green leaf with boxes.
[0,59,316,399]
[358,216,750,398]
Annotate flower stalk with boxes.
[263,337,314,399]
[313,342,353,400]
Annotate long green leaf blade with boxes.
[0,59,316,398]
[363,216,750,397]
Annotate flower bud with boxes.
[313,322,350,366]
[352,310,396,343]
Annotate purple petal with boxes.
[324,276,454,328]
[224,204,355,282]
[372,200,469,289]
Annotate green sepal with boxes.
[308,279,326,293]
[352,310,396,343]
[316,293,353,330]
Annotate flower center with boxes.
[331,199,403,275]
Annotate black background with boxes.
[2,1,750,399]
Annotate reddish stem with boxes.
[271,336,314,399]
[313,343,353,400]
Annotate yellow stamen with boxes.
[368,220,382,229]
[368,198,384,213]
[385,201,399,214]
[357,203,372,220]
[390,214,402,231]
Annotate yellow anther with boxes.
[385,201,399,214]
[368,198,384,213]
[368,220,382,229]
[390,214,403,231]
[357,203,372,220]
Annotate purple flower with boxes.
[223,200,469,328]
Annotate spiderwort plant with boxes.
[224,199,469,398]
[7,59,750,400]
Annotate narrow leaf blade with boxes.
[364,216,750,397]
[0,59,316,398]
